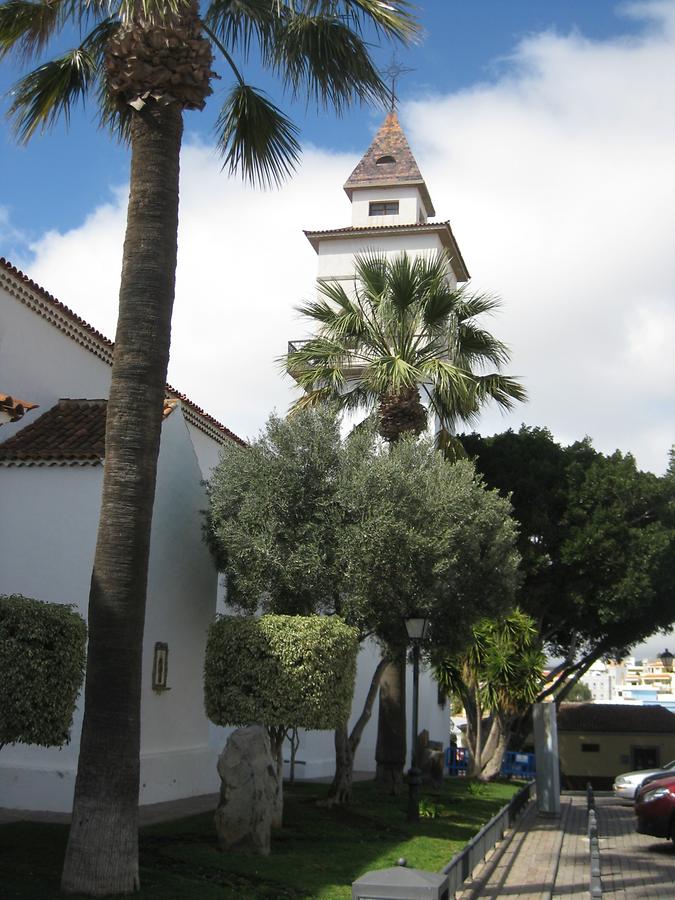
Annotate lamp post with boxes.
[404,614,429,823]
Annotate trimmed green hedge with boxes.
[204,614,358,730]
[0,594,87,748]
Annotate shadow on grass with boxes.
[0,779,520,900]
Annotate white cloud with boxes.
[16,0,675,471]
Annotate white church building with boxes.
[0,110,454,812]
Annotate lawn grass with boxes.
[0,778,521,899]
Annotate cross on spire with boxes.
[382,54,415,110]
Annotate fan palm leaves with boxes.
[286,249,526,449]
[2,0,419,184]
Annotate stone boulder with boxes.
[214,725,277,855]
[416,729,445,789]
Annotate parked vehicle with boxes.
[613,759,675,799]
[635,774,675,843]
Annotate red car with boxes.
[635,773,675,844]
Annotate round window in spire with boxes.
[376,155,396,165]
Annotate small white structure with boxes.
[0,257,244,812]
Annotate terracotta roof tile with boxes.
[0,257,245,447]
[0,393,39,424]
[344,110,435,216]
[558,702,675,734]
[0,399,107,465]
[0,398,181,466]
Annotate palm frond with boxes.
[0,0,66,60]
[469,373,528,412]
[205,0,277,57]
[215,82,300,187]
[454,323,511,368]
[272,13,388,113]
[117,0,190,25]
[454,288,502,321]
[305,0,420,43]
[8,44,97,142]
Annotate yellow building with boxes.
[557,703,675,789]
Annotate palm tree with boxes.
[286,248,525,790]
[286,249,526,454]
[1,1,418,893]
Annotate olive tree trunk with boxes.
[375,653,407,794]
[327,657,388,805]
[61,99,183,896]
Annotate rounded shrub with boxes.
[204,614,358,730]
[0,594,87,748]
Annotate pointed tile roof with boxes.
[0,398,179,466]
[344,110,435,216]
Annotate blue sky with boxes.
[0,1,654,241]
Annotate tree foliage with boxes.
[207,409,521,653]
[205,614,358,731]
[206,407,343,616]
[461,426,675,693]
[0,595,86,750]
[336,425,521,654]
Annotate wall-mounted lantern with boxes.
[152,642,170,692]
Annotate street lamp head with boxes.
[404,615,429,641]
[659,648,674,670]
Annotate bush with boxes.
[204,614,358,730]
[0,594,87,749]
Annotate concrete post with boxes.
[533,702,560,816]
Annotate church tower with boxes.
[303,110,469,286]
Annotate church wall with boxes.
[139,406,221,803]
[0,279,112,443]
[315,232,450,281]
[351,186,424,227]
[0,464,102,811]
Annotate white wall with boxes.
[0,281,112,442]
[139,406,221,802]
[0,465,102,810]
[351,186,426,227]
[315,232,452,284]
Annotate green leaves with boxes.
[204,614,359,730]
[215,82,301,186]
[0,0,64,60]
[0,594,86,748]
[8,44,97,141]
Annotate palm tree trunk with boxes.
[61,99,183,896]
[375,653,407,794]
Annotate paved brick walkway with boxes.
[459,794,675,899]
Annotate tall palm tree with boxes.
[1,1,418,893]
[286,249,526,454]
[286,248,525,789]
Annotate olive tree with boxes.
[206,410,520,803]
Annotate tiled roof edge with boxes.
[0,257,245,447]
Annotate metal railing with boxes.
[587,783,602,898]
[442,779,535,895]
